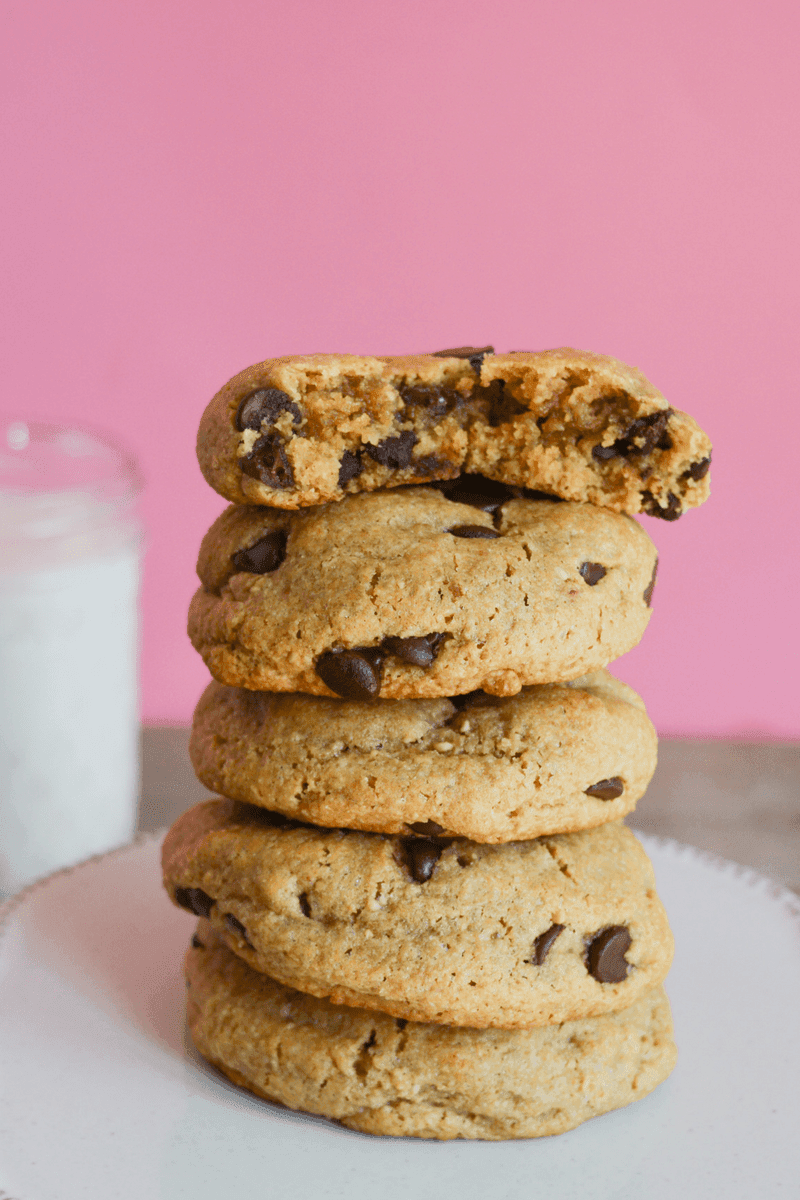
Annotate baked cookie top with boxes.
[196,348,711,520]
[190,670,657,843]
[188,488,658,698]
[186,926,677,1140]
[163,800,674,1029]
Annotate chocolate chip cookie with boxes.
[186,924,677,1140]
[188,488,658,699]
[196,348,711,520]
[163,800,673,1029]
[189,670,657,842]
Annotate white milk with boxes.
[0,423,142,893]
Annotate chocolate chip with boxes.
[643,559,658,606]
[431,344,494,373]
[364,431,418,468]
[240,432,294,489]
[395,1018,408,1030]
[584,777,624,800]
[579,562,606,586]
[299,892,312,917]
[224,913,253,947]
[592,410,673,462]
[231,529,287,574]
[398,383,453,418]
[174,887,214,917]
[435,474,521,512]
[487,379,528,426]
[407,820,447,836]
[381,632,446,667]
[683,455,711,482]
[448,524,499,539]
[315,647,385,700]
[642,490,682,521]
[191,934,205,949]
[529,923,565,965]
[396,837,446,883]
[338,449,364,486]
[235,387,301,432]
[586,926,632,983]
[411,454,456,477]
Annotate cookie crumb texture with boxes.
[163,801,674,1029]
[186,926,676,1140]
[196,350,711,519]
[189,671,657,842]
[188,489,657,697]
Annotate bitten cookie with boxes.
[163,800,674,1029]
[186,925,677,1140]
[188,488,658,699]
[196,348,711,520]
[190,670,657,843]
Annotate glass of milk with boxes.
[0,420,143,894]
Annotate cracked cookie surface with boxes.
[185,925,677,1140]
[196,348,711,519]
[188,488,658,698]
[162,799,673,1029]
[190,670,657,842]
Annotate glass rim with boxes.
[0,419,143,505]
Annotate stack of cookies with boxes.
[162,347,711,1140]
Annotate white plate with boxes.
[1,832,798,1199]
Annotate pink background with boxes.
[1,0,798,736]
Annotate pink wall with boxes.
[1,0,798,736]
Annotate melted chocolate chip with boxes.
[231,529,287,575]
[398,383,453,419]
[338,449,364,486]
[579,562,607,586]
[448,524,500,539]
[235,388,301,432]
[395,1018,408,1030]
[240,432,294,489]
[174,887,214,917]
[397,837,446,883]
[592,410,673,462]
[643,558,658,606]
[315,648,385,700]
[683,455,711,482]
[407,820,447,836]
[584,777,624,800]
[642,490,682,521]
[381,633,446,668]
[191,934,205,950]
[586,926,632,983]
[412,454,456,477]
[224,914,253,947]
[530,923,565,965]
[487,379,528,426]
[431,344,494,373]
[298,892,312,917]
[435,474,521,512]
[364,431,418,468]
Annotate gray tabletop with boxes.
[139,728,800,894]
